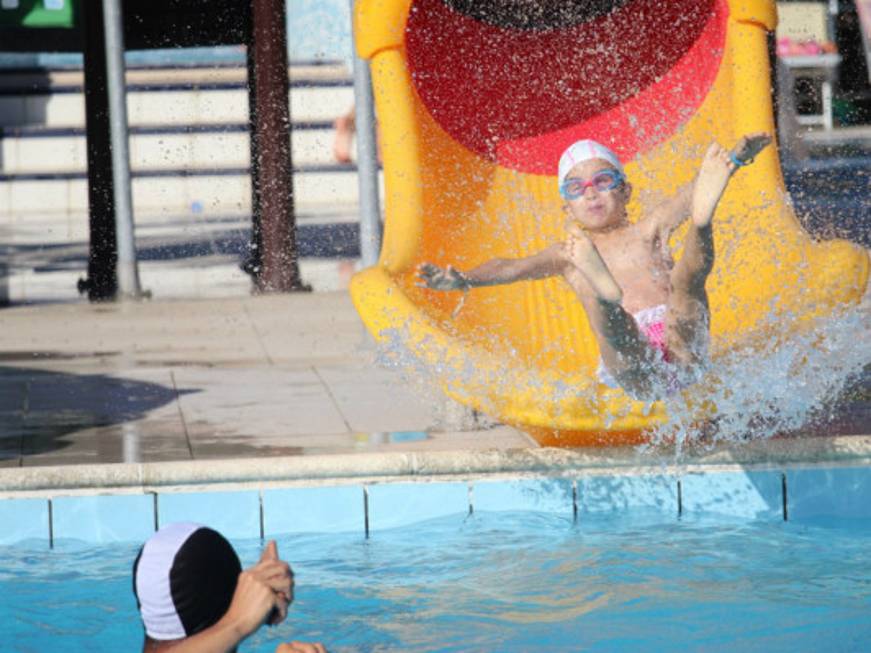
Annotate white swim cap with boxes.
[557,140,624,188]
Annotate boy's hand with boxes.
[220,539,294,640]
[220,565,286,640]
[258,540,293,624]
[731,132,772,166]
[416,263,471,291]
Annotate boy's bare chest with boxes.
[593,231,672,307]
[595,232,669,273]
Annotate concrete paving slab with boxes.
[26,371,178,415]
[244,293,370,364]
[0,299,266,365]
[313,363,440,433]
[173,366,351,438]
[19,417,190,466]
[187,438,305,460]
[171,426,530,460]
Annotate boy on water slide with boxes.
[418,134,771,399]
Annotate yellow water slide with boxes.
[349,0,869,446]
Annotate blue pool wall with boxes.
[2,465,871,546]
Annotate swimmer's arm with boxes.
[417,244,567,290]
[465,244,568,286]
[146,620,245,653]
[152,545,292,653]
[644,132,772,240]
[643,183,694,241]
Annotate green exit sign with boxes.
[0,0,75,29]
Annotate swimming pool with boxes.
[1,447,870,651]
[3,510,870,652]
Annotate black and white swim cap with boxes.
[133,522,242,640]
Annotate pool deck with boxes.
[0,291,868,492]
[0,292,536,467]
[0,292,537,470]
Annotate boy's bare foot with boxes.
[565,231,622,303]
[691,143,734,228]
[692,134,771,227]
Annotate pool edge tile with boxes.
[0,497,49,545]
[158,490,260,540]
[577,473,677,517]
[680,469,783,521]
[53,494,156,543]
[263,485,365,536]
[472,478,573,515]
[368,481,469,532]
[786,466,871,521]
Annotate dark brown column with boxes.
[242,39,263,282]
[244,0,306,292]
[79,0,117,301]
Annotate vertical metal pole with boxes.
[822,79,834,131]
[349,0,382,267]
[81,0,117,301]
[102,0,142,299]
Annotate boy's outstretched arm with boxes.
[644,132,772,240]
[417,243,567,291]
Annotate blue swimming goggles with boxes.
[560,169,625,200]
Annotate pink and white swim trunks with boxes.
[596,304,679,394]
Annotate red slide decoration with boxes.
[406,0,728,172]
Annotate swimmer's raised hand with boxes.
[731,132,772,166]
[258,540,294,624]
[416,263,471,291]
[219,539,293,641]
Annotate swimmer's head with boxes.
[558,140,631,232]
[557,140,624,190]
[133,522,242,642]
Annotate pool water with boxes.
[3,511,870,652]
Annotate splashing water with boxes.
[375,293,870,456]
[647,297,871,454]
